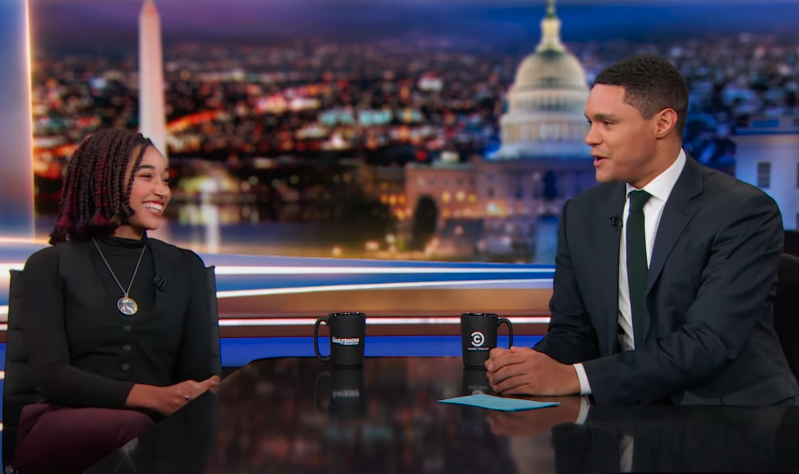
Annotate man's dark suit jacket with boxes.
[534,154,799,405]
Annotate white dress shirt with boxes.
[573,149,686,395]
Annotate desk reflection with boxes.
[201,357,519,474]
[493,402,799,473]
[314,368,366,421]
[86,390,218,474]
[85,357,799,474]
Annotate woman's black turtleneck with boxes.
[18,233,216,411]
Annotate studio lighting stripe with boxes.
[0,263,551,276]
[217,317,552,326]
[0,309,550,326]
[213,266,550,275]
[0,264,24,273]
[0,316,549,328]
[216,278,550,298]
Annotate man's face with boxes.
[584,84,659,187]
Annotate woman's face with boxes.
[125,145,171,232]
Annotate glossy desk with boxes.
[87,357,799,474]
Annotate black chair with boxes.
[206,266,222,377]
[775,254,799,381]
[2,266,222,472]
[2,270,39,473]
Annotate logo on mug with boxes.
[332,337,360,346]
[471,331,485,347]
[333,389,361,398]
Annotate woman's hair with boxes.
[49,129,153,244]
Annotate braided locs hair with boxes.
[49,129,153,244]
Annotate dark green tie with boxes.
[627,190,652,348]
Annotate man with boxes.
[486,54,798,405]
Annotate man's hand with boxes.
[485,347,580,396]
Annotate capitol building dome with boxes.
[514,49,588,93]
[493,0,592,160]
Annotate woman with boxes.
[16,129,220,473]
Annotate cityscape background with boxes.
[28,0,799,262]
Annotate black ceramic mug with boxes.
[314,312,366,367]
[460,312,513,368]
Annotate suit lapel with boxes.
[598,183,627,355]
[644,157,704,302]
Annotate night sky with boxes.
[29,0,799,54]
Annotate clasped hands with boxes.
[484,346,580,396]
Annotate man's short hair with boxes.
[593,54,690,136]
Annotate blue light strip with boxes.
[220,335,543,367]
[0,336,545,371]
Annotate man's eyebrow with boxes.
[585,113,620,121]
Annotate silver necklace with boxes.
[92,238,147,316]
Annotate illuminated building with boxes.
[405,0,596,258]
[734,116,799,230]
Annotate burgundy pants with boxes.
[14,403,155,474]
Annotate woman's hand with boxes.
[127,375,220,415]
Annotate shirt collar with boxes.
[625,148,686,203]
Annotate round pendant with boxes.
[117,296,138,316]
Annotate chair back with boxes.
[2,270,40,471]
[775,254,799,380]
[206,266,222,376]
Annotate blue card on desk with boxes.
[438,394,560,411]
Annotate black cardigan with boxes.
[20,236,215,409]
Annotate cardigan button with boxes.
[121,363,130,371]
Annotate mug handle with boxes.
[314,371,331,411]
[497,317,514,348]
[314,316,331,361]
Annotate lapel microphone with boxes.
[609,216,622,229]
[153,275,167,291]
